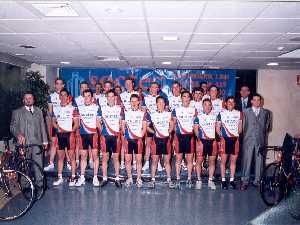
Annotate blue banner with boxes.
[60,68,236,98]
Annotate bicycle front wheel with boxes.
[260,162,285,206]
[0,169,34,221]
[18,159,46,201]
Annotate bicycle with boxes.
[0,148,35,221]
[6,143,46,201]
[260,133,300,219]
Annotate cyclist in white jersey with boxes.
[193,99,218,190]
[121,94,147,188]
[216,96,242,190]
[44,78,70,171]
[168,81,182,112]
[190,87,204,114]
[97,80,114,108]
[200,81,210,100]
[75,89,101,187]
[74,81,95,169]
[52,89,79,187]
[99,90,123,188]
[147,96,175,188]
[209,85,224,115]
[93,83,102,100]
[172,91,197,188]
[142,82,161,172]
[119,77,139,170]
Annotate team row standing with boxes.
[47,78,243,190]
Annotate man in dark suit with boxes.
[10,91,48,184]
[236,85,251,112]
[240,93,271,190]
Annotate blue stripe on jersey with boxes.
[221,127,229,137]
[101,123,110,136]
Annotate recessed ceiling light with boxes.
[15,53,25,56]
[267,62,279,66]
[60,61,70,64]
[29,1,79,17]
[277,46,284,51]
[95,56,124,61]
[162,61,172,65]
[162,36,179,41]
[105,7,123,14]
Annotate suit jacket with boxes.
[243,107,271,147]
[10,106,48,145]
[236,97,251,112]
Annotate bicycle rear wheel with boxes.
[0,169,34,221]
[17,159,46,201]
[260,162,285,206]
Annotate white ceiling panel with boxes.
[96,19,146,32]
[244,19,300,33]
[148,19,198,33]
[232,33,280,44]
[203,2,268,19]
[0,2,38,19]
[82,1,143,19]
[0,19,51,33]
[107,32,148,43]
[45,19,100,33]
[259,2,300,19]
[192,33,236,43]
[188,43,224,51]
[145,1,205,18]
[196,19,250,33]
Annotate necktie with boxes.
[243,100,247,109]
[29,107,33,115]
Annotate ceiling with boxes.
[1,0,300,70]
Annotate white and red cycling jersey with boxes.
[172,106,197,135]
[53,105,78,133]
[218,109,242,138]
[148,111,172,138]
[143,94,159,114]
[99,104,122,136]
[190,100,203,114]
[211,98,224,115]
[74,95,85,108]
[168,94,182,112]
[48,92,60,116]
[120,90,139,111]
[194,111,218,140]
[77,103,100,134]
[123,109,146,139]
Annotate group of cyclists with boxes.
[44,77,243,190]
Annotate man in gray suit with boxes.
[10,91,48,183]
[240,93,271,190]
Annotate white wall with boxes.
[257,69,300,145]
[27,63,47,82]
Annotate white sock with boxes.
[222,177,226,182]
[58,174,62,179]
[115,176,120,181]
[230,177,234,182]
[208,177,213,182]
[197,178,202,182]
[167,178,171,182]
[103,176,107,181]
[80,175,85,179]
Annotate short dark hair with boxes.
[106,89,116,96]
[60,89,69,96]
[83,89,93,96]
[23,90,34,98]
[181,90,192,99]
[225,96,235,102]
[208,84,219,92]
[172,81,181,87]
[80,81,89,88]
[150,81,160,88]
[192,87,204,94]
[130,93,140,101]
[156,95,165,103]
[240,85,249,90]
[200,81,208,86]
[55,78,65,85]
[202,98,212,105]
[104,80,113,86]
[252,93,262,100]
